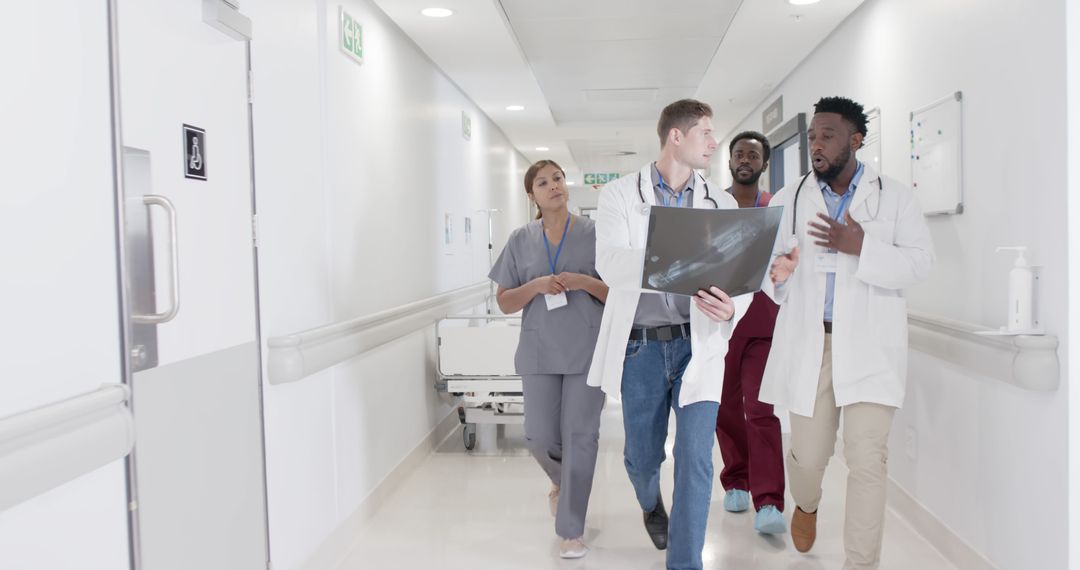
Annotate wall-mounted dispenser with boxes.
[977,246,1043,336]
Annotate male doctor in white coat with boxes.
[763,96,934,570]
[588,99,753,570]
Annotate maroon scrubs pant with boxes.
[715,335,785,511]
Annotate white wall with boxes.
[0,2,131,568]
[568,185,602,214]
[716,1,1068,568]
[249,1,529,567]
[1068,1,1080,567]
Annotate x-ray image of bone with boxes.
[646,223,764,290]
[640,205,784,298]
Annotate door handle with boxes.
[132,195,180,324]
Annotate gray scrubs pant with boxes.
[522,372,605,539]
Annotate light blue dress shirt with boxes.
[819,161,864,322]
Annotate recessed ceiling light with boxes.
[535,146,549,151]
[567,181,576,186]
[506,105,525,111]
[787,0,819,5]
[421,7,453,18]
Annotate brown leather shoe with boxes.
[791,506,817,553]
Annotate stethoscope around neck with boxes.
[790,169,885,235]
[636,170,718,214]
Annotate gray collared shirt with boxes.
[633,163,694,328]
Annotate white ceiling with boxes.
[372,0,865,185]
[500,0,742,123]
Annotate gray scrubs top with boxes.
[489,216,604,375]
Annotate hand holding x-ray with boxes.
[770,246,800,284]
[694,286,735,322]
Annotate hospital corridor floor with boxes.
[336,401,955,570]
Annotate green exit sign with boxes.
[583,172,620,185]
[340,7,363,65]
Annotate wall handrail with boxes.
[0,384,134,512]
[907,310,1059,391]
[267,282,489,385]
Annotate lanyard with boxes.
[826,162,863,224]
[662,189,687,208]
[656,168,688,208]
[542,215,571,275]
[829,189,855,223]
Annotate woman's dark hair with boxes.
[524,160,566,219]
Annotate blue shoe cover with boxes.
[755,505,787,534]
[723,489,750,512]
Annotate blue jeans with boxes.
[621,337,719,570]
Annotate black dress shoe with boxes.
[642,495,669,550]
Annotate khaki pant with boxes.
[787,334,896,570]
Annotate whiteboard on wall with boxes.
[910,92,963,215]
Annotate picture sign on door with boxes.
[183,124,207,181]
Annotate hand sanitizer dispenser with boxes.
[995,246,1037,333]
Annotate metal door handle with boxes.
[132,195,180,324]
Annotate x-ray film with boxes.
[641,205,784,297]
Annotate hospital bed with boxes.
[435,315,523,450]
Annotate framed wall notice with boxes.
[910,91,963,215]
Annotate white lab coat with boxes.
[760,164,934,417]
[586,164,755,407]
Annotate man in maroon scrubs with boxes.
[715,131,786,534]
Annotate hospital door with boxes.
[118,1,269,568]
[0,1,131,566]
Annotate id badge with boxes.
[545,292,568,310]
[814,252,838,273]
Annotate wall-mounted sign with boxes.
[461,111,472,141]
[182,124,206,181]
[763,96,784,133]
[339,7,363,65]
[583,172,619,185]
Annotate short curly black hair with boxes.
[729,131,771,163]
[813,96,868,136]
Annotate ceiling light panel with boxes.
[420,7,453,18]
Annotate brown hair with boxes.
[657,99,713,148]
[523,160,565,219]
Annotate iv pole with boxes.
[477,209,500,314]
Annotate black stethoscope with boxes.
[636,170,718,214]
[790,169,884,235]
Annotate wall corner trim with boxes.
[297,409,460,570]
[887,478,997,570]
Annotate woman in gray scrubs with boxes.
[489,160,608,559]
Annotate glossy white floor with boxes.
[337,400,955,570]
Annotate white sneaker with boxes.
[548,484,560,517]
[559,537,588,559]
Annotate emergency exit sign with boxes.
[583,172,619,185]
[339,7,363,65]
